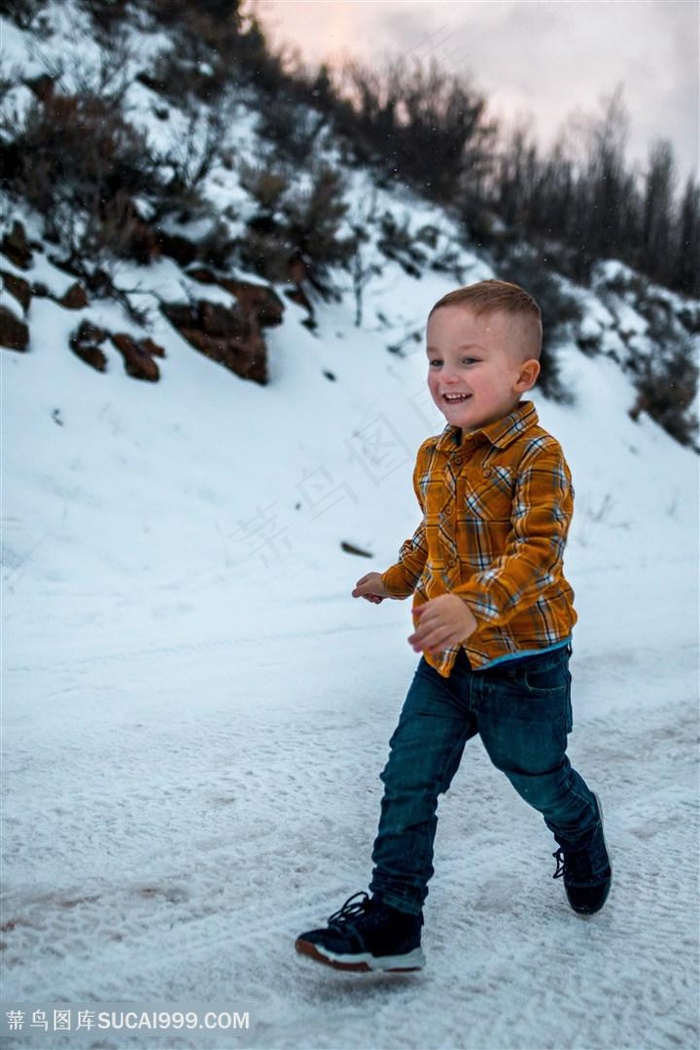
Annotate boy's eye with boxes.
[428,358,443,368]
[461,357,479,366]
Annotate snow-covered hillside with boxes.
[3,241,700,1049]
[2,5,699,1050]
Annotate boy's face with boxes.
[426,305,540,432]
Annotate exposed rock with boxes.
[138,337,165,358]
[59,282,89,310]
[155,231,198,268]
[1,222,33,270]
[164,301,266,383]
[187,270,285,327]
[77,321,108,344]
[162,279,284,385]
[25,74,56,102]
[1,270,32,313]
[111,333,160,381]
[0,306,29,351]
[127,215,161,265]
[68,323,163,376]
[187,266,218,286]
[69,321,109,372]
[218,279,284,328]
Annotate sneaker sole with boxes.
[295,937,425,973]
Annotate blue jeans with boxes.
[370,646,599,915]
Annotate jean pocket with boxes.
[522,661,570,694]
[496,648,570,696]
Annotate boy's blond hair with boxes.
[429,279,543,360]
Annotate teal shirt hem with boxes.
[473,637,572,672]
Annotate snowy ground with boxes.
[2,259,699,1050]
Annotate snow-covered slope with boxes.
[3,234,699,1050]
[2,5,699,1049]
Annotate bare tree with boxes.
[334,56,494,204]
[640,139,676,284]
[673,176,700,297]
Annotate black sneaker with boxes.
[295,892,425,972]
[553,798,612,915]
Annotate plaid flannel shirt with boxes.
[381,401,577,676]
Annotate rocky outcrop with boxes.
[0,306,29,351]
[155,231,197,268]
[162,275,283,384]
[138,337,165,358]
[1,270,32,312]
[25,74,56,103]
[69,321,109,372]
[59,282,89,310]
[1,221,33,270]
[68,322,165,379]
[111,334,162,381]
[0,224,282,386]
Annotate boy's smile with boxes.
[426,306,540,433]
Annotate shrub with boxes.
[256,97,328,166]
[2,92,157,258]
[79,0,132,36]
[376,212,426,277]
[630,335,698,449]
[238,161,354,297]
[142,42,232,106]
[144,0,276,101]
[282,165,355,293]
[152,106,227,224]
[0,0,42,28]
[239,161,290,216]
[1,33,229,263]
[147,0,240,25]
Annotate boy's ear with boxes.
[515,358,541,392]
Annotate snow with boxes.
[3,259,699,1050]
[2,6,699,1049]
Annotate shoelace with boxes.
[327,891,371,928]
[552,846,597,881]
[552,848,567,879]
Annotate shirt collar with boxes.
[436,401,538,452]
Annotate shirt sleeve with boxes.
[380,450,429,598]
[381,519,428,597]
[455,443,573,626]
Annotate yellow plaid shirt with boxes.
[381,401,577,676]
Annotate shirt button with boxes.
[453,455,463,466]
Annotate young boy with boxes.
[295,280,611,973]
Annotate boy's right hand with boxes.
[352,572,390,604]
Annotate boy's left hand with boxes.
[408,595,478,654]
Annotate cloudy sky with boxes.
[257,0,698,180]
